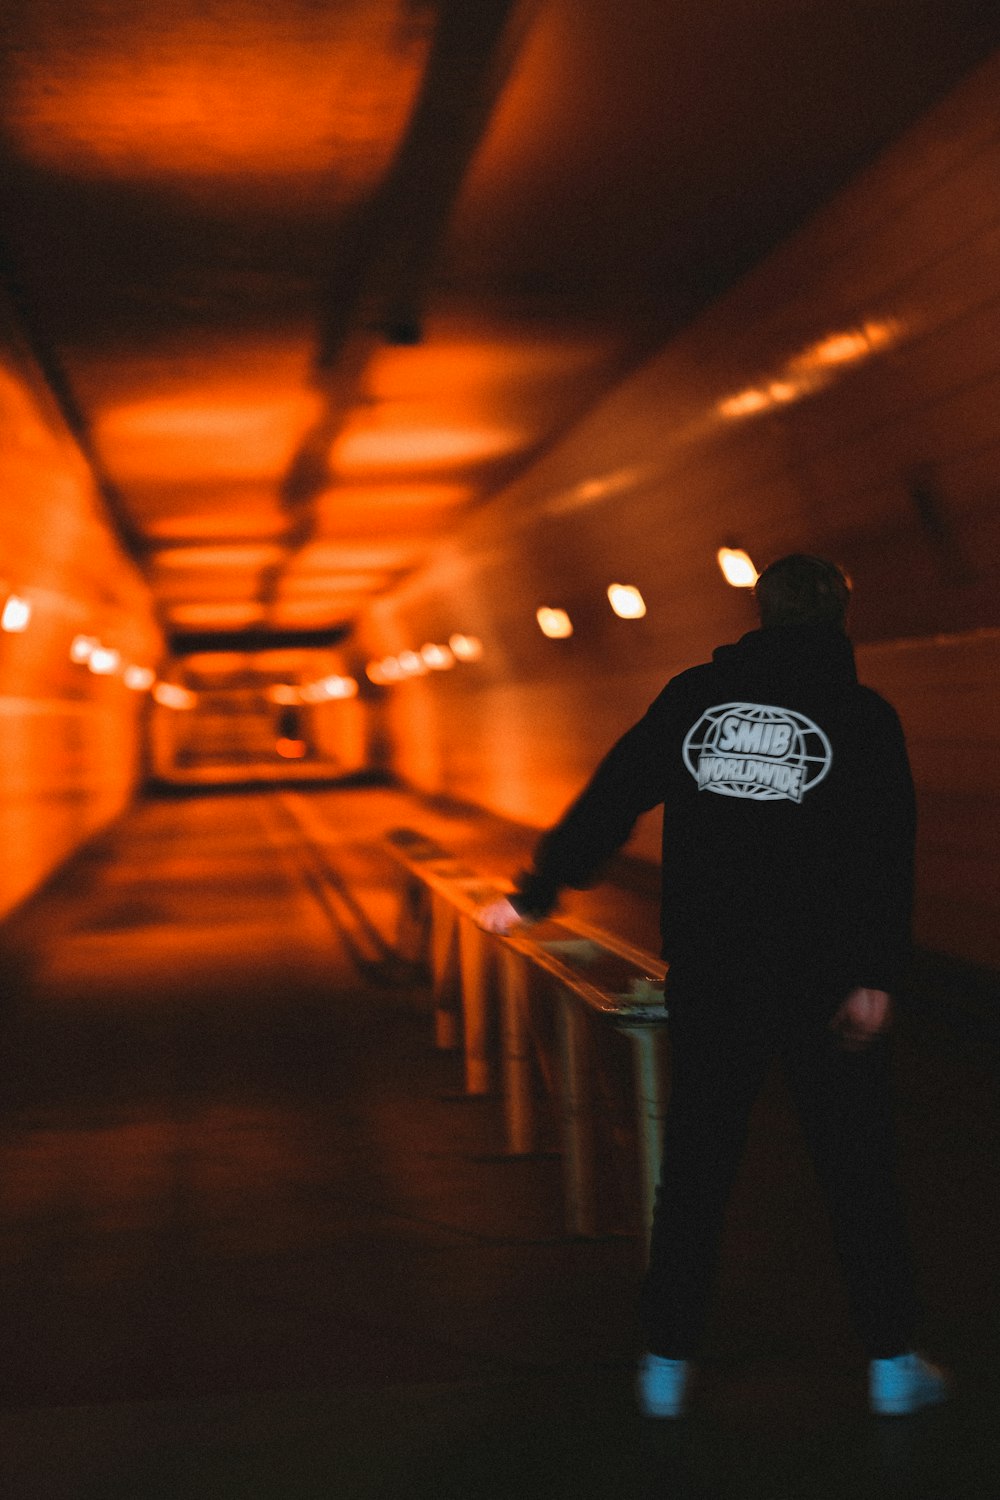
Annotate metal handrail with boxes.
[384,826,670,1241]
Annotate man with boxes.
[478,554,947,1417]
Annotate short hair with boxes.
[754,554,851,629]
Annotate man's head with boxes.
[754,554,851,630]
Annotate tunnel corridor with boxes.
[0,782,996,1496]
[1,1,999,1493]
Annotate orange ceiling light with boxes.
[607,584,646,619]
[796,321,900,370]
[167,603,264,628]
[152,682,197,709]
[717,548,759,588]
[365,331,606,401]
[536,607,573,639]
[449,634,483,662]
[144,502,291,543]
[718,319,904,421]
[1,595,32,633]
[95,391,323,482]
[331,407,524,473]
[153,544,286,570]
[4,2,430,192]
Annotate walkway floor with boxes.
[0,784,997,1498]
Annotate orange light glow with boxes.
[1,595,32,633]
[323,675,358,699]
[717,548,759,588]
[153,544,286,570]
[276,738,308,760]
[397,650,430,677]
[607,584,646,619]
[719,320,904,421]
[332,414,523,473]
[798,321,899,369]
[88,646,122,676]
[366,329,609,401]
[96,392,323,482]
[124,665,156,691]
[449,634,483,662]
[5,6,430,192]
[313,483,473,532]
[167,603,264,628]
[719,389,770,419]
[153,682,197,709]
[536,607,573,639]
[70,634,99,664]
[299,676,357,703]
[421,643,454,670]
[267,684,301,705]
[367,656,404,685]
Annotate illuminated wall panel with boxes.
[0,298,160,917]
[356,52,1000,968]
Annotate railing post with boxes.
[458,915,493,1095]
[499,947,535,1154]
[395,874,430,965]
[556,989,597,1237]
[624,1024,668,1246]
[430,893,460,1050]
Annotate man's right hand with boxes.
[830,987,893,1049]
[475,897,529,935]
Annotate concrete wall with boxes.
[356,50,1000,970]
[0,298,161,917]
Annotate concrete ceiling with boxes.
[2,0,998,673]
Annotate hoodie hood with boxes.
[712,623,857,701]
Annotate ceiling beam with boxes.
[258,0,542,614]
[169,623,351,656]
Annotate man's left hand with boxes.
[476,897,529,935]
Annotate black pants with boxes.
[640,988,919,1360]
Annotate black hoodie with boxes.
[514,624,916,1002]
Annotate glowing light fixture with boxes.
[719,389,770,419]
[449,633,482,662]
[123,665,155,691]
[152,681,196,709]
[276,738,308,760]
[717,547,759,588]
[397,650,429,677]
[70,634,99,663]
[1,595,31,632]
[333,421,522,472]
[607,584,646,619]
[267,684,301,705]
[536,607,573,639]
[301,675,359,702]
[88,646,122,675]
[421,643,454,670]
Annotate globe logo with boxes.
[682,701,833,804]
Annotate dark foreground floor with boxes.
[0,785,997,1499]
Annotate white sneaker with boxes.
[636,1352,690,1418]
[869,1351,951,1416]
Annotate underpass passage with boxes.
[0,784,997,1499]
